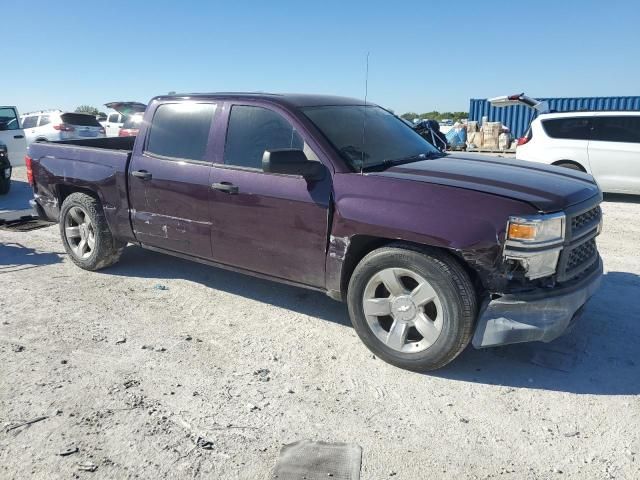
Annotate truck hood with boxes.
[371,153,600,212]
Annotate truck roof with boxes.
[152,92,370,108]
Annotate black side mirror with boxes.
[262,149,325,181]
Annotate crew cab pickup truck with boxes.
[27,93,604,371]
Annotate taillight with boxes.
[517,136,530,146]
[517,128,533,146]
[25,155,34,186]
[53,123,75,132]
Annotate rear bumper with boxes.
[30,196,58,222]
[472,257,603,348]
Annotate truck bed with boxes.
[28,136,136,242]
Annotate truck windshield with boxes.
[301,105,440,171]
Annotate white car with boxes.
[0,106,27,166]
[515,111,640,194]
[102,112,125,137]
[102,102,147,137]
[21,110,106,145]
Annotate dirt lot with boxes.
[1,169,639,479]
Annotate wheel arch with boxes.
[338,235,482,301]
[57,184,101,207]
[552,159,587,172]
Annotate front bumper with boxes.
[472,257,603,348]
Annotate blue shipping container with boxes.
[468,96,640,139]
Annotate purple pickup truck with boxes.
[27,93,603,371]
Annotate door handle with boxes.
[13,134,24,139]
[131,170,152,180]
[212,182,239,194]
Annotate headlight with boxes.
[504,213,565,280]
[507,213,565,246]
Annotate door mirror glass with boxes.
[262,149,325,181]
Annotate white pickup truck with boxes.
[0,106,28,166]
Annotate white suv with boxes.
[21,110,105,145]
[516,111,640,194]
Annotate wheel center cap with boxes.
[391,296,417,322]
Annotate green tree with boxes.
[401,112,419,122]
[75,105,100,116]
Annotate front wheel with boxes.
[59,192,125,271]
[347,246,477,371]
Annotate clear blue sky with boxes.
[2,0,639,115]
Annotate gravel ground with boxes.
[1,169,639,479]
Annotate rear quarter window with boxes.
[145,103,216,161]
[542,118,591,140]
[60,113,102,127]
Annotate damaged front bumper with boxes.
[472,257,602,348]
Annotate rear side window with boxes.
[108,113,120,123]
[146,103,216,161]
[60,113,101,127]
[592,116,640,143]
[542,118,591,140]
[39,115,51,127]
[22,116,38,128]
[224,105,303,169]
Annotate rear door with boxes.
[128,101,218,259]
[21,114,40,144]
[208,102,331,288]
[588,115,640,194]
[539,116,591,168]
[0,107,27,166]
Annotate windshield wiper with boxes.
[362,151,443,172]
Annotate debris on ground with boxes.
[6,415,48,432]
[153,284,169,291]
[115,338,126,345]
[123,379,140,389]
[58,445,79,456]
[254,368,271,382]
[77,462,98,472]
[11,344,25,353]
[196,436,214,450]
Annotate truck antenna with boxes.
[360,52,370,175]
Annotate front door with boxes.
[128,102,218,259]
[588,115,640,194]
[209,103,331,288]
[0,107,27,166]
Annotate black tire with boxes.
[59,192,126,271]
[0,177,10,195]
[347,245,477,371]
[555,161,585,172]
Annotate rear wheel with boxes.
[347,246,477,371]
[59,193,125,270]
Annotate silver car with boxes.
[21,110,105,145]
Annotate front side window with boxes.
[591,116,640,143]
[302,105,439,171]
[224,105,304,169]
[542,118,591,140]
[22,115,38,129]
[146,103,216,161]
[0,108,20,130]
